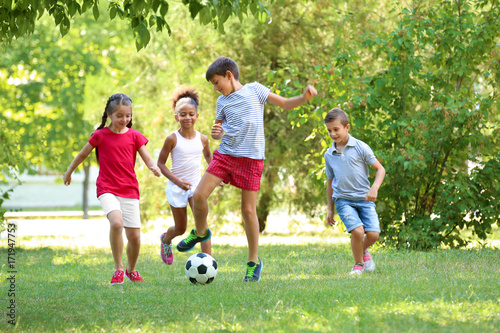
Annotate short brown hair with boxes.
[206,56,239,81]
[324,108,349,126]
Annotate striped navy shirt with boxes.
[216,82,271,159]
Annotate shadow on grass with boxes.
[1,243,498,332]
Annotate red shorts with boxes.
[206,150,263,191]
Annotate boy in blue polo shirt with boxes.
[177,56,317,282]
[324,108,386,275]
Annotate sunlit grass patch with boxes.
[1,239,498,332]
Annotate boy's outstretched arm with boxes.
[365,161,386,202]
[267,84,318,110]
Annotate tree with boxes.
[0,4,134,221]
[0,0,273,50]
[0,125,29,229]
[1,1,237,222]
[210,0,401,231]
[294,0,500,249]
[0,0,273,225]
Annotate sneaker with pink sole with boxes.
[349,263,365,275]
[363,250,375,272]
[125,269,145,283]
[160,232,174,265]
[110,270,124,285]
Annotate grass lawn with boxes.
[1,229,499,333]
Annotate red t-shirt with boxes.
[89,127,149,199]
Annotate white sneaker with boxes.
[363,250,375,272]
[349,263,365,275]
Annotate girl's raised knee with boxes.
[193,191,206,205]
[176,226,187,235]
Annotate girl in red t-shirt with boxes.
[63,93,161,285]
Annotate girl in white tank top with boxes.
[170,130,203,186]
[157,86,213,265]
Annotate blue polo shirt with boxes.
[324,135,378,200]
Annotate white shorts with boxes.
[166,180,199,208]
[98,193,141,228]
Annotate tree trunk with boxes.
[83,161,90,219]
[257,190,271,232]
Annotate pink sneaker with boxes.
[125,269,145,282]
[363,250,375,272]
[160,232,173,265]
[349,263,365,275]
[110,270,124,285]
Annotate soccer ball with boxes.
[185,253,218,284]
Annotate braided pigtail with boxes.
[97,110,108,130]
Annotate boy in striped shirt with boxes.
[177,56,317,281]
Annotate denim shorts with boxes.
[334,198,381,233]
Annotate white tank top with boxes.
[170,130,203,184]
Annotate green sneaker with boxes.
[176,228,212,252]
[244,257,263,282]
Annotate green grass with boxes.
[1,238,499,332]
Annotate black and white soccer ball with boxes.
[185,253,218,284]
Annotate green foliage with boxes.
[208,0,398,228]
[1,2,236,226]
[0,10,125,172]
[0,0,274,50]
[0,113,31,230]
[0,5,136,226]
[294,0,500,249]
[1,0,498,244]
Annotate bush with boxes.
[289,0,500,249]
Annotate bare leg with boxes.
[200,238,212,255]
[125,227,141,272]
[363,231,379,251]
[192,173,223,236]
[350,226,365,264]
[241,190,259,262]
[108,211,124,271]
[190,198,212,255]
[163,205,188,245]
[164,200,212,255]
